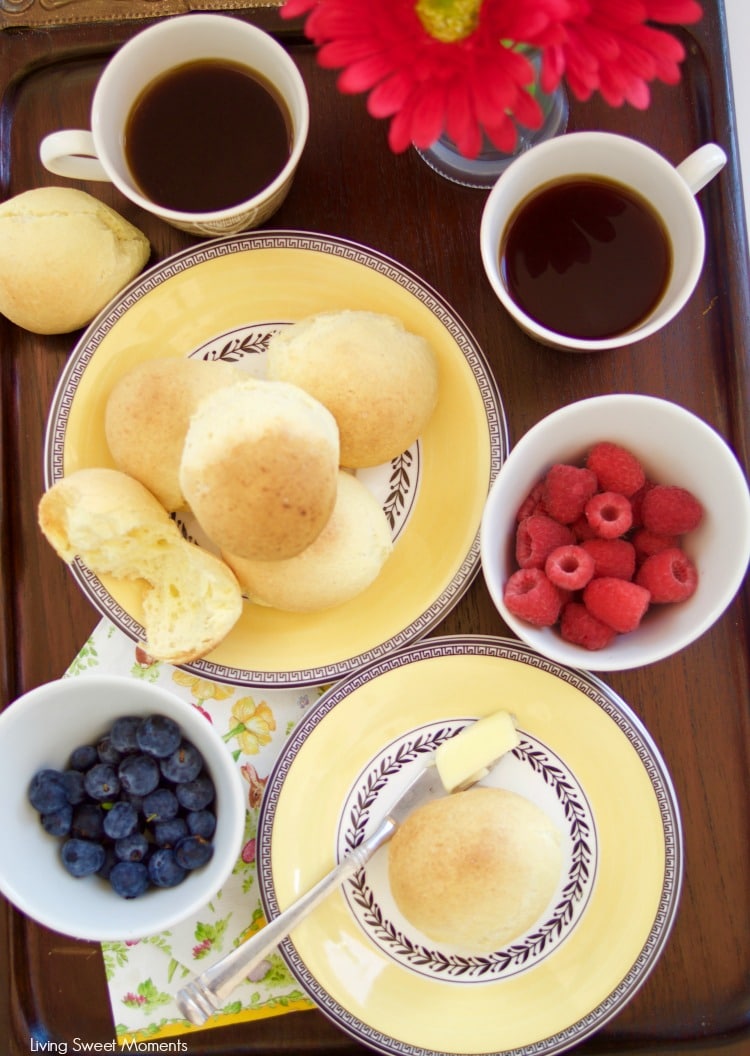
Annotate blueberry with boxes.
[142,787,179,822]
[122,791,145,815]
[148,848,187,888]
[62,769,87,805]
[186,810,216,840]
[41,804,73,837]
[61,838,106,878]
[110,860,149,899]
[68,744,98,771]
[118,753,160,796]
[30,710,217,899]
[71,803,105,840]
[174,835,214,870]
[28,769,68,813]
[115,832,150,863]
[137,715,181,759]
[109,716,141,753]
[83,763,120,802]
[160,741,204,783]
[96,736,123,766]
[153,817,188,848]
[102,800,138,840]
[175,774,215,811]
[97,845,118,881]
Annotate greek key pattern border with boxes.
[258,635,683,1056]
[44,232,508,687]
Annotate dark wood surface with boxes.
[1,4,749,1054]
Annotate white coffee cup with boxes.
[40,14,309,237]
[479,132,726,352]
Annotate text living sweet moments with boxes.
[29,1039,189,1054]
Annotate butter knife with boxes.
[176,760,450,1025]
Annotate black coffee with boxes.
[125,59,292,213]
[500,176,672,340]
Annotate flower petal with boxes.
[410,85,449,148]
[288,0,701,154]
[445,83,482,158]
[367,72,414,117]
[646,0,702,23]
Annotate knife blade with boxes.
[178,712,520,1023]
[176,760,469,1025]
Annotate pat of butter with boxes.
[435,710,520,792]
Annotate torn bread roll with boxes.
[0,187,150,334]
[105,358,242,511]
[388,787,563,952]
[38,468,243,664]
[266,310,439,467]
[223,470,393,612]
[179,378,340,562]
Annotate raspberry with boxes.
[571,515,597,541]
[635,548,698,602]
[584,492,633,539]
[583,577,651,633]
[544,545,595,590]
[516,514,574,569]
[632,528,679,564]
[586,442,646,497]
[541,463,598,524]
[516,480,545,521]
[581,538,636,580]
[629,481,655,528]
[641,485,704,535]
[560,601,617,650]
[503,568,563,627]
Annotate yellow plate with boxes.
[44,233,506,686]
[259,636,682,1056]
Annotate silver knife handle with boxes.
[176,814,398,1026]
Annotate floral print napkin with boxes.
[65,618,320,1044]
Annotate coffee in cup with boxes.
[125,59,292,215]
[40,15,309,237]
[480,132,726,352]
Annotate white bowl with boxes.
[480,395,750,670]
[0,675,245,941]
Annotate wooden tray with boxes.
[1,4,749,1054]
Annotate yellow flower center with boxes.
[416,0,482,43]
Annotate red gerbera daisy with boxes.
[283,0,569,157]
[282,0,703,153]
[541,0,703,108]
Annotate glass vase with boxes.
[416,58,568,189]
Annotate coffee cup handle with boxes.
[676,142,727,195]
[39,130,111,182]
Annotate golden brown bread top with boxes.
[223,470,393,611]
[388,786,563,952]
[105,357,242,511]
[267,310,439,467]
[0,187,150,334]
[179,378,340,561]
